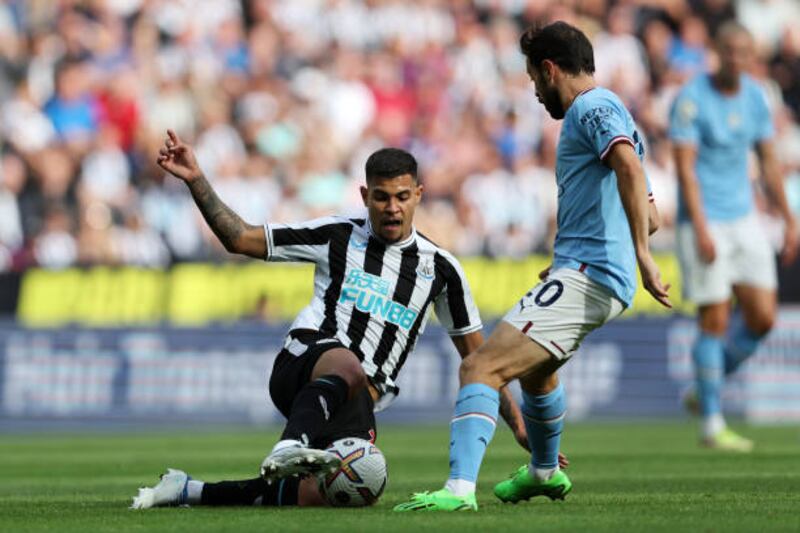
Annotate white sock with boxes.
[444,478,476,496]
[186,480,204,504]
[702,413,726,438]
[271,439,303,454]
[528,464,558,482]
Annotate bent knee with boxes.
[314,349,368,395]
[459,352,505,389]
[336,357,367,393]
[699,306,729,336]
[745,313,775,337]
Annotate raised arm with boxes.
[607,142,671,307]
[157,130,267,259]
[755,139,799,266]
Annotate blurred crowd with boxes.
[1,0,800,270]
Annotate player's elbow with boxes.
[648,208,660,235]
[614,160,642,186]
[228,226,267,259]
[222,238,242,254]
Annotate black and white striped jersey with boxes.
[264,216,482,403]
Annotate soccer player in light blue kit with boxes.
[395,21,670,512]
[670,22,798,452]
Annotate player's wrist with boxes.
[184,171,205,185]
[635,248,653,264]
[692,224,710,239]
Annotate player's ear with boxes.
[541,59,556,83]
[360,185,369,206]
[415,183,424,202]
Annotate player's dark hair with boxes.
[714,20,750,45]
[519,21,595,75]
[365,148,418,184]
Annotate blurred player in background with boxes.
[395,21,669,512]
[132,132,540,509]
[669,22,799,452]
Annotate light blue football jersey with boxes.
[668,74,774,222]
[552,87,646,306]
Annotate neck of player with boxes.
[561,74,596,113]
[712,71,740,94]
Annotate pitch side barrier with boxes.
[1,312,799,427]
[11,256,688,327]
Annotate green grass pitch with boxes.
[1,422,799,532]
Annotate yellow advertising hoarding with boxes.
[16,255,689,326]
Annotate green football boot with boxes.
[494,466,572,503]
[393,488,478,512]
[701,428,754,453]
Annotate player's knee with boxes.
[746,312,775,337]
[334,357,368,395]
[314,349,367,397]
[699,307,728,335]
[459,353,503,389]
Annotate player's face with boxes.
[527,59,565,120]
[718,31,753,79]
[361,174,423,243]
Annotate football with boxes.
[318,438,388,507]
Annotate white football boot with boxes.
[260,439,341,481]
[131,468,190,509]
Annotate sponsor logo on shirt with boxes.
[339,269,418,330]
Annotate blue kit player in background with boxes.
[395,21,670,512]
[669,21,799,452]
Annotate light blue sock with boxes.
[692,333,725,416]
[725,325,765,376]
[447,383,499,485]
[522,382,566,470]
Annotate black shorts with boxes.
[268,329,376,449]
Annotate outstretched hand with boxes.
[156,129,202,183]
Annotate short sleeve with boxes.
[750,84,774,143]
[668,89,700,145]
[577,102,635,161]
[265,216,341,263]
[432,253,482,336]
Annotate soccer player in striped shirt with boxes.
[132,131,542,509]
[395,21,670,512]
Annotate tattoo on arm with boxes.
[187,176,248,252]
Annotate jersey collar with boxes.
[366,219,418,248]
